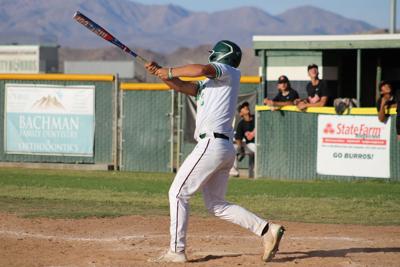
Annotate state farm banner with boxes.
[317,115,391,178]
[5,84,95,156]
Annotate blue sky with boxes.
[131,0,400,28]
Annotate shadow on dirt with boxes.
[189,253,244,262]
[274,247,400,262]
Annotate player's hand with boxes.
[237,146,245,161]
[145,61,161,75]
[245,131,255,141]
[297,101,307,111]
[155,68,169,80]
[309,95,320,104]
[293,99,304,105]
[264,98,274,106]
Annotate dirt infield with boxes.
[1,213,399,267]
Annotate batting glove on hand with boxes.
[145,61,161,75]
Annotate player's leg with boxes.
[245,143,256,178]
[202,163,267,235]
[202,145,285,262]
[229,141,240,177]
[168,138,233,254]
[151,139,220,262]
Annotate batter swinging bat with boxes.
[73,11,148,65]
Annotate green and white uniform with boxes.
[168,62,268,253]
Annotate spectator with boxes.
[296,64,331,110]
[377,80,397,122]
[376,80,399,141]
[264,75,299,109]
[229,102,255,178]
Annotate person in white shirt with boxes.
[145,40,284,263]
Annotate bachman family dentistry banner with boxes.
[5,84,95,156]
[317,115,391,178]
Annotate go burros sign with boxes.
[5,84,95,157]
[317,115,391,178]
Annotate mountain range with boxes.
[1,0,375,52]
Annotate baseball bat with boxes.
[73,11,148,65]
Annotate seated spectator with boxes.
[377,80,397,123]
[264,75,299,110]
[296,64,331,110]
[376,80,399,141]
[229,102,255,178]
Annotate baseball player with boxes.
[229,101,256,178]
[145,40,285,263]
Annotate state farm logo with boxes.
[323,122,383,138]
[321,120,386,146]
[323,123,335,134]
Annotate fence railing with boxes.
[2,74,397,180]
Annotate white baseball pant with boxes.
[230,142,256,178]
[169,136,268,252]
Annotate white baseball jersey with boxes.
[194,62,241,140]
[168,62,268,253]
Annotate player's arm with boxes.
[235,123,245,149]
[272,100,296,107]
[236,138,243,148]
[161,78,199,97]
[297,96,328,110]
[158,64,218,96]
[304,96,328,107]
[157,64,217,79]
[377,97,390,122]
[145,62,217,96]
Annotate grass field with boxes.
[0,167,399,225]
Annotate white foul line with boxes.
[0,229,366,243]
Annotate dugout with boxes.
[253,34,400,180]
[253,34,400,106]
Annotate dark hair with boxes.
[277,75,291,88]
[307,64,318,71]
[237,101,249,113]
[277,75,289,83]
[379,80,393,91]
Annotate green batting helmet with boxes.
[208,40,242,68]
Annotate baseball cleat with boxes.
[262,223,285,262]
[229,169,240,177]
[148,249,188,263]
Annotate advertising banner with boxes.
[317,115,391,178]
[0,46,39,73]
[5,84,95,156]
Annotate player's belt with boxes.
[199,132,229,140]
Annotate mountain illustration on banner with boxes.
[31,95,65,111]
